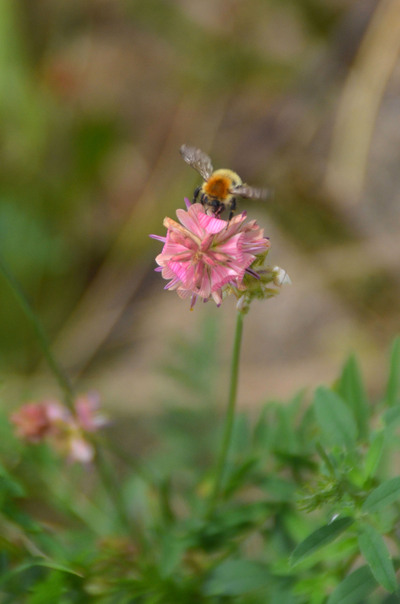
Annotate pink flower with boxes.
[75,392,108,432]
[50,422,96,464]
[10,393,108,463]
[151,201,270,308]
[11,401,55,443]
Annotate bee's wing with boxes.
[180,145,214,180]
[232,184,273,200]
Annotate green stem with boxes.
[208,310,244,514]
[0,257,74,408]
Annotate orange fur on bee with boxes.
[204,175,231,200]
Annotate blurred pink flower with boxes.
[10,393,107,463]
[75,392,108,432]
[66,434,94,464]
[11,401,55,443]
[151,201,270,308]
[50,422,96,464]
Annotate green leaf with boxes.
[383,405,400,428]
[338,355,369,440]
[0,559,81,590]
[159,531,186,577]
[385,337,400,407]
[314,387,357,449]
[28,571,65,604]
[32,561,82,576]
[0,463,25,499]
[223,458,257,498]
[358,524,397,592]
[204,559,270,596]
[327,565,377,604]
[273,406,298,454]
[230,412,252,455]
[362,476,400,513]
[253,407,271,450]
[362,431,385,480]
[291,516,354,565]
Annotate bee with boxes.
[180,144,271,220]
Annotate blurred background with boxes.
[1,0,400,416]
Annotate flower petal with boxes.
[198,212,228,234]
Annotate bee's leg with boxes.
[210,199,223,218]
[193,186,201,204]
[228,198,237,220]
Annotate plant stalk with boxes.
[208,310,244,513]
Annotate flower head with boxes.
[10,392,108,464]
[151,201,270,308]
[74,392,108,432]
[11,400,58,443]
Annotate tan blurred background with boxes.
[1,0,400,414]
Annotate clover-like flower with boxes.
[10,392,107,463]
[11,400,57,443]
[151,201,270,308]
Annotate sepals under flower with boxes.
[234,257,291,314]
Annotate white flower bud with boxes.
[236,295,248,312]
[272,266,291,286]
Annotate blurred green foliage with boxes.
[1,324,400,601]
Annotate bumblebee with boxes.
[180,144,271,220]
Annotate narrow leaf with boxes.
[327,565,377,604]
[29,570,66,604]
[362,431,385,480]
[314,387,357,449]
[383,405,400,428]
[32,560,82,576]
[338,355,369,439]
[0,559,82,588]
[253,407,270,449]
[358,524,397,592]
[223,458,257,498]
[385,337,400,407]
[291,516,354,565]
[362,476,400,513]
